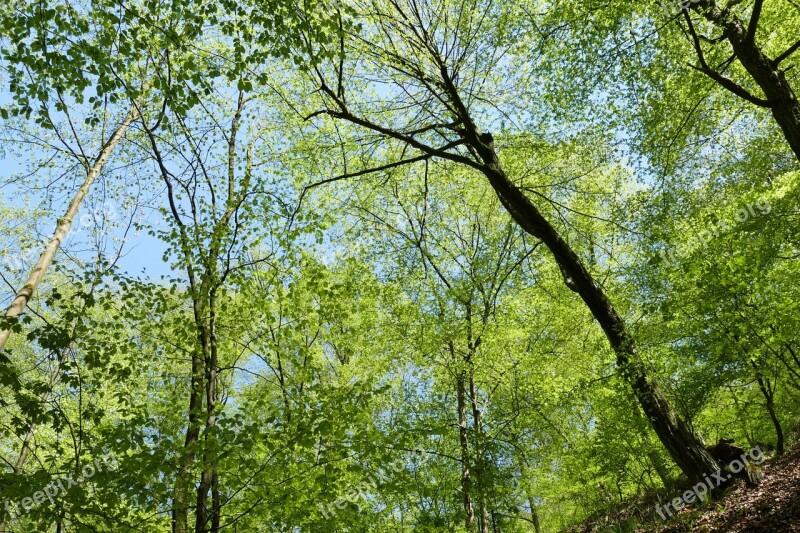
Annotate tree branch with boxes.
[775,38,800,65]
[293,139,464,223]
[324,107,478,167]
[306,152,432,189]
[745,0,764,44]
[683,10,710,70]
[687,64,772,106]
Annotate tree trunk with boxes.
[648,450,673,489]
[165,92,246,533]
[755,373,784,456]
[172,290,211,532]
[469,374,490,533]
[693,1,800,162]
[727,385,756,448]
[518,461,541,533]
[471,136,720,484]
[172,346,204,533]
[0,105,138,352]
[196,295,221,533]
[455,362,476,530]
[462,308,490,533]
[527,498,541,533]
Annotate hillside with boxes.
[567,443,800,532]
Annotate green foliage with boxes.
[1,0,799,531]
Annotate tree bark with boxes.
[634,403,674,488]
[196,293,221,533]
[0,105,138,352]
[172,334,205,533]
[416,56,722,485]
[469,373,490,533]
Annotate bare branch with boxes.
[745,0,764,44]
[294,139,465,218]
[683,10,710,71]
[687,63,772,106]
[307,153,433,189]
[775,38,800,65]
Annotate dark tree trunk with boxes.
[456,368,476,530]
[196,296,221,533]
[693,1,800,162]
[471,136,720,483]
[469,373,490,533]
[173,348,203,533]
[755,373,784,456]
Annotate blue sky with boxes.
[0,148,173,285]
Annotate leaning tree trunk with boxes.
[314,39,722,487]
[469,135,721,484]
[0,105,138,351]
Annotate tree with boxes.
[299,0,720,484]
[683,0,800,162]
[0,0,155,350]
[629,170,800,457]
[0,107,138,351]
[346,162,538,530]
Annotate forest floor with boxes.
[566,441,800,532]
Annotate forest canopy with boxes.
[0,0,799,531]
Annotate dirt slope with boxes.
[563,442,800,532]
[691,443,800,532]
